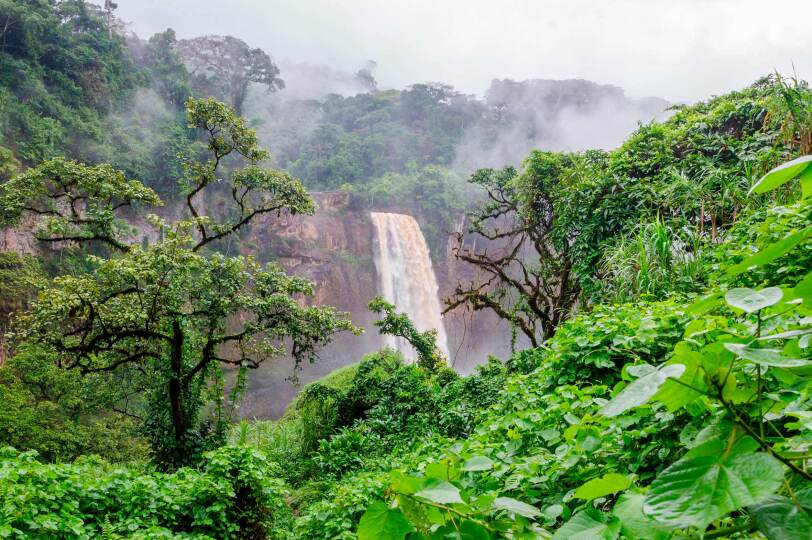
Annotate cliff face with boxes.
[236,193,514,418]
[0,191,510,419]
[236,192,384,418]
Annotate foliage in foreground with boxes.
[0,446,289,539]
[351,159,812,538]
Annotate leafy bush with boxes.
[0,445,291,539]
[354,158,812,539]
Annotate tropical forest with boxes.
[1,1,812,539]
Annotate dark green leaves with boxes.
[643,450,783,530]
[612,492,669,540]
[750,491,812,540]
[554,508,620,540]
[358,501,414,540]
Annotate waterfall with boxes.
[370,212,450,363]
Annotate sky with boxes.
[115,0,812,103]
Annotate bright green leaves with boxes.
[727,229,812,276]
[724,343,811,368]
[357,501,414,540]
[368,468,541,538]
[725,287,783,312]
[462,455,494,472]
[749,491,812,540]
[553,508,620,540]
[643,448,783,530]
[414,480,464,505]
[231,166,315,216]
[185,97,269,163]
[0,158,162,250]
[573,473,632,501]
[492,497,540,518]
[749,155,812,195]
[601,363,685,417]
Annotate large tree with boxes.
[444,152,583,347]
[176,35,284,115]
[0,98,354,468]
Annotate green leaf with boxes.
[462,455,494,472]
[612,492,669,540]
[643,451,783,530]
[687,292,723,315]
[724,343,812,368]
[553,508,620,540]
[750,155,812,195]
[800,166,812,199]
[728,229,812,276]
[492,496,540,518]
[601,364,685,417]
[358,501,414,540]
[414,480,464,505]
[459,520,491,540]
[750,494,812,540]
[573,473,631,501]
[725,287,783,312]
[758,328,812,341]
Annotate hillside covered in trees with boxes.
[1,1,812,539]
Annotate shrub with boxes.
[0,446,291,539]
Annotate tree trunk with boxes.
[169,320,186,445]
[711,215,717,243]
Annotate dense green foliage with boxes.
[283,85,482,189]
[0,98,354,469]
[2,10,812,535]
[0,445,290,539]
[447,76,808,347]
[0,0,141,164]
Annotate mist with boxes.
[114,0,812,104]
[453,79,670,171]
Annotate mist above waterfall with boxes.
[453,78,670,171]
[370,212,450,362]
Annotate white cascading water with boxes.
[370,212,450,363]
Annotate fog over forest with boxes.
[2,2,812,539]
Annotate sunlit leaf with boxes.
[492,497,540,518]
[462,455,494,472]
[687,293,723,315]
[800,167,812,200]
[414,480,463,505]
[601,364,685,417]
[728,229,812,276]
[724,343,812,367]
[573,473,631,501]
[725,287,783,312]
[758,328,812,341]
[749,155,812,195]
